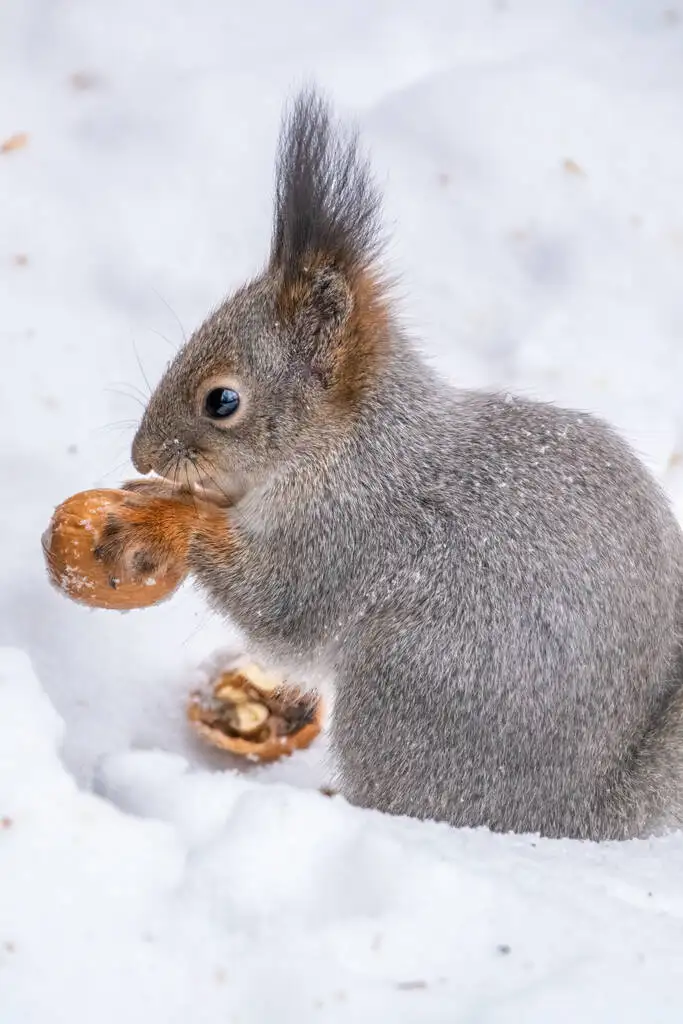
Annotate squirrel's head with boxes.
[131,89,390,503]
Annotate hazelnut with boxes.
[188,662,323,762]
[228,701,270,737]
[240,662,282,696]
[214,680,250,705]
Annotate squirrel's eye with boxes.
[204,387,240,419]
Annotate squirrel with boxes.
[95,88,683,841]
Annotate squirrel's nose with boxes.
[131,432,152,475]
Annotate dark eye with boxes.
[204,387,240,419]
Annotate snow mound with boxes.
[2,648,683,1023]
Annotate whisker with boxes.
[129,330,153,397]
[149,327,179,352]
[192,453,229,498]
[91,419,138,436]
[191,452,234,506]
[93,456,134,486]
[184,461,199,513]
[104,386,146,411]
[151,287,188,345]
[180,612,214,647]
[108,380,150,403]
[172,454,182,495]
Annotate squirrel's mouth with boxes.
[189,479,234,507]
[150,449,247,508]
[143,465,234,508]
[149,454,235,508]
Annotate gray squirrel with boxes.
[96,89,683,840]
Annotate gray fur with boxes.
[130,90,683,840]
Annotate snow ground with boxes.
[2,0,683,1020]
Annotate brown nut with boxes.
[239,663,282,696]
[188,663,323,762]
[214,681,250,705]
[42,488,187,610]
[228,701,270,737]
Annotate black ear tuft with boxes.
[270,89,383,286]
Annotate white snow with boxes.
[4,649,683,1023]
[2,0,683,1020]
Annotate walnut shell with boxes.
[42,489,187,610]
[188,663,323,762]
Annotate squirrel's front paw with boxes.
[93,493,189,581]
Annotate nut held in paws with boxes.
[42,488,187,610]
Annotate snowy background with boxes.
[2,1,683,1020]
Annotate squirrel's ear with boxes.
[305,265,354,333]
[279,265,354,381]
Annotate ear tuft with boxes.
[270,88,383,283]
[269,89,391,403]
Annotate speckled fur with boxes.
[127,90,683,839]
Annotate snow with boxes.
[3,650,683,1024]
[2,0,683,1019]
